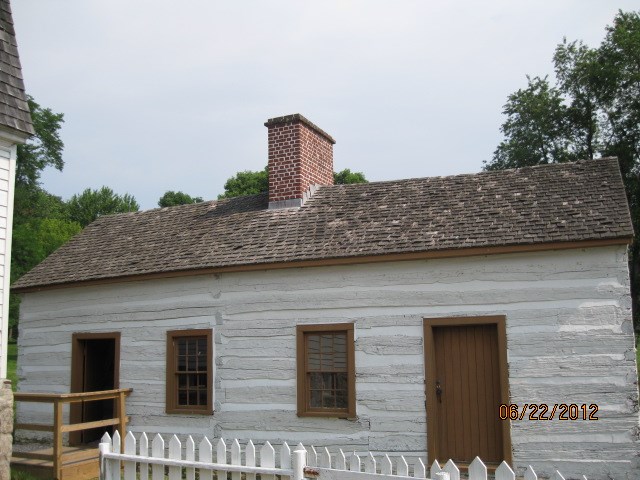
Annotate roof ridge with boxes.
[320,157,617,190]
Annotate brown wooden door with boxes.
[425,318,510,465]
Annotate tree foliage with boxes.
[489,76,574,169]
[333,168,368,185]
[218,167,367,199]
[9,217,82,334]
[158,190,204,207]
[485,10,640,330]
[16,96,64,188]
[218,167,269,199]
[67,186,140,227]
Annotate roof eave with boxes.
[11,236,633,294]
[0,125,32,144]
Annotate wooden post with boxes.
[292,449,306,480]
[118,390,126,452]
[53,398,63,480]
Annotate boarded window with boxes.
[296,324,355,417]
[166,329,213,414]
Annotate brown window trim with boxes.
[166,329,213,415]
[296,323,356,418]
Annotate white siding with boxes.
[16,246,639,479]
[0,143,15,380]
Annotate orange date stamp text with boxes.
[499,403,599,421]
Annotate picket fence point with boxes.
[185,436,196,480]
[245,440,256,480]
[468,456,486,479]
[553,470,566,480]
[524,465,537,480]
[349,452,361,472]
[138,433,149,480]
[397,456,409,477]
[443,459,460,480]
[381,454,393,475]
[199,436,213,480]
[281,442,291,469]
[414,458,426,478]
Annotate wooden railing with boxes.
[13,388,132,480]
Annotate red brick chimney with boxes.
[264,114,335,209]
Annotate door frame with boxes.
[423,315,512,466]
[70,332,121,444]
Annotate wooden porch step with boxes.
[11,446,100,480]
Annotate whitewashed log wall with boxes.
[16,246,639,479]
[0,140,16,381]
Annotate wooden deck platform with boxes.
[12,388,132,480]
[11,445,99,480]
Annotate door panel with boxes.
[434,324,502,462]
[425,317,509,465]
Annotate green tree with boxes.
[218,167,367,199]
[67,186,140,227]
[218,167,269,199]
[14,186,69,221]
[487,76,575,170]
[333,168,368,185]
[16,96,64,188]
[484,10,640,330]
[158,190,203,207]
[9,217,81,334]
[9,98,69,338]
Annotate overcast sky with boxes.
[12,1,637,210]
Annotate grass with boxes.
[10,469,47,480]
[7,339,17,391]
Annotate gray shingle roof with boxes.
[12,158,633,291]
[0,0,33,136]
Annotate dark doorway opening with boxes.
[70,333,120,445]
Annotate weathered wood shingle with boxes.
[12,158,633,290]
[0,0,33,136]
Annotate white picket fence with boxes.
[98,431,586,480]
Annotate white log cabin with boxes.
[12,114,640,479]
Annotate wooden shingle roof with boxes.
[0,0,33,136]
[12,158,633,292]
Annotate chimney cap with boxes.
[264,113,336,145]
